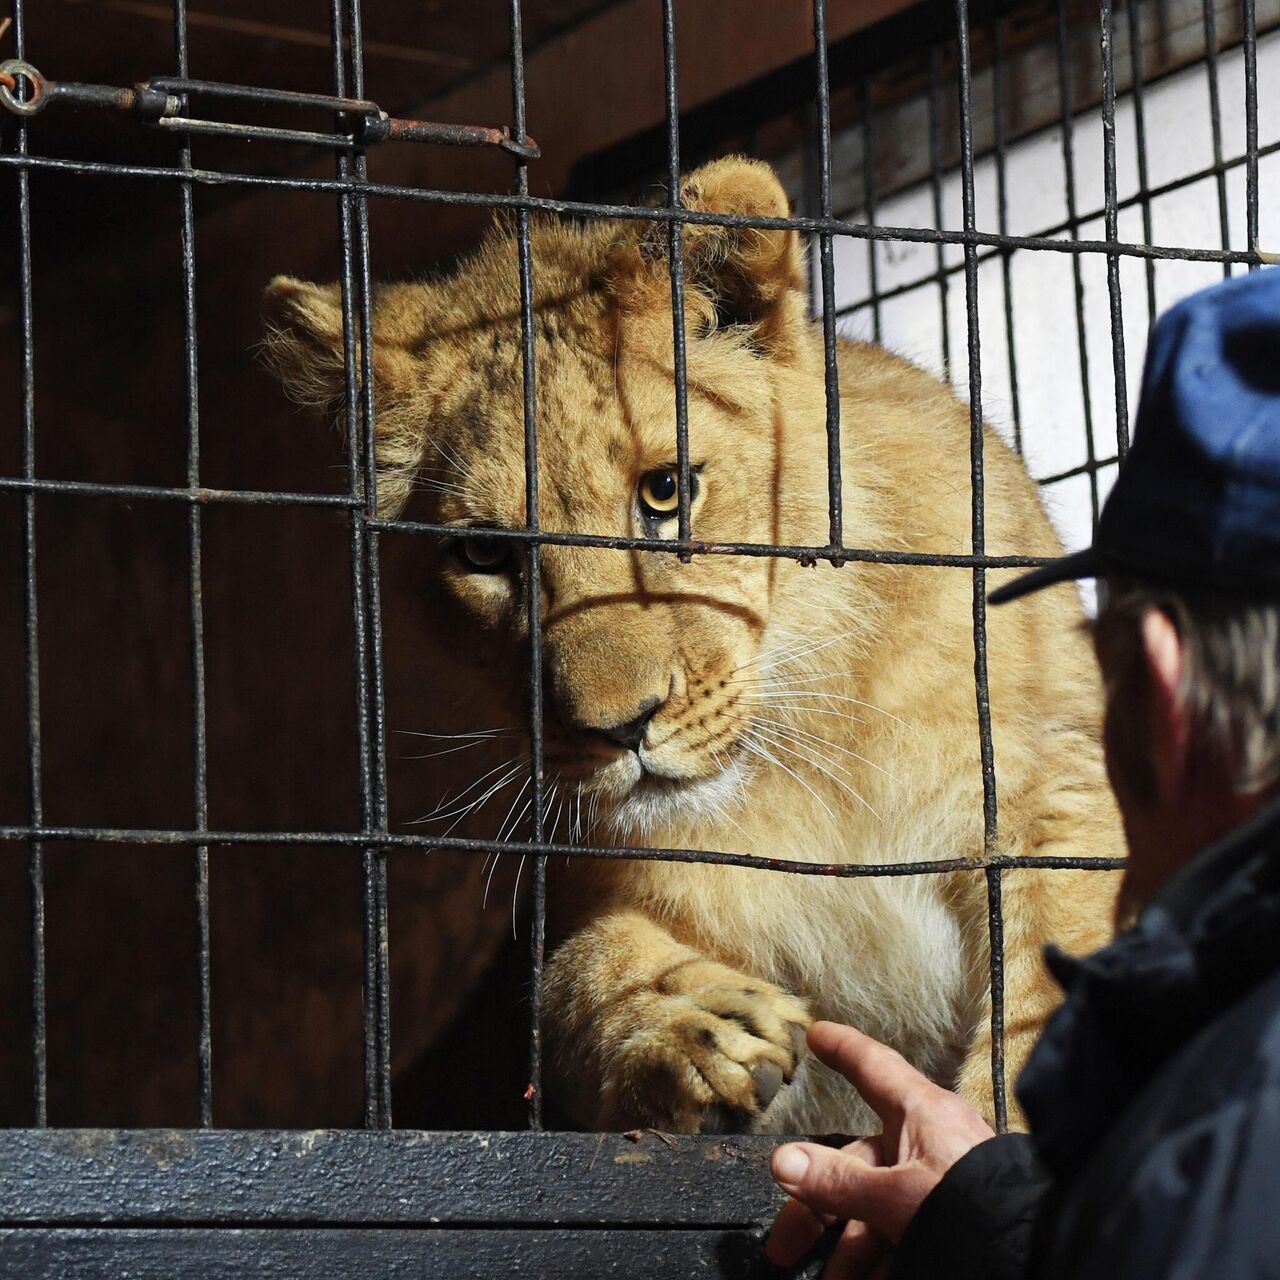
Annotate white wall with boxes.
[819,33,1279,568]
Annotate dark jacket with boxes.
[893,796,1280,1280]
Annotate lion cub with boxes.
[264,158,1121,1135]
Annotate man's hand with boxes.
[767,1022,995,1278]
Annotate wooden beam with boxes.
[390,0,920,203]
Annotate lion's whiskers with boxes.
[410,753,527,828]
[739,732,838,822]
[747,720,882,822]
[727,674,912,729]
[730,632,847,677]
[749,718,885,821]
[407,474,467,498]
[753,714,901,784]
[482,773,532,908]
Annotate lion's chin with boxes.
[594,754,751,840]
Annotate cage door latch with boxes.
[0,59,540,160]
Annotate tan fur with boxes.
[263,158,1122,1135]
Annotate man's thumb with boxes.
[771,1142,882,1221]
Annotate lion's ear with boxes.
[262,276,350,414]
[617,157,806,351]
[677,157,806,331]
[263,276,425,412]
[262,276,427,516]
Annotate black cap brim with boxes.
[987,547,1104,605]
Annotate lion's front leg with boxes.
[544,910,810,1133]
[953,865,1119,1129]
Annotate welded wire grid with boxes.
[2,0,1268,1141]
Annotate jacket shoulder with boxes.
[1045,968,1280,1280]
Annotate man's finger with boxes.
[771,1141,884,1223]
[840,1136,885,1167]
[824,1220,888,1280]
[765,1194,832,1267]
[807,1021,931,1119]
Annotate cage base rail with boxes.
[0,1129,786,1227]
[0,1227,796,1280]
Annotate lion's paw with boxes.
[600,966,810,1134]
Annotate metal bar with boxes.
[146,75,376,112]
[0,477,1073,564]
[954,0,1006,1133]
[984,864,1007,1127]
[812,0,844,556]
[507,0,547,1132]
[326,0,380,1135]
[155,115,541,157]
[357,200,394,1133]
[12,0,46,1130]
[0,472,1095,565]
[661,0,694,550]
[1203,0,1233,278]
[172,0,213,1130]
[156,116,370,150]
[0,63,540,157]
[928,44,953,381]
[378,118,538,158]
[342,0,393,1131]
[1125,0,1157,325]
[373,518,1057,567]
[0,149,1268,268]
[992,3,1023,454]
[1056,0,1101,527]
[1100,0,1131,460]
[148,77,536,154]
[1036,453,1120,487]
[0,823,1127,874]
[862,76,882,344]
[1244,0,1260,267]
[0,64,161,117]
[0,477,362,506]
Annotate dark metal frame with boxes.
[0,0,1265,1270]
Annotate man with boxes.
[766,267,1280,1280]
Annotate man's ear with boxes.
[614,157,806,352]
[1140,607,1190,802]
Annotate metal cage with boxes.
[0,0,1270,1273]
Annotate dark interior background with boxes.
[0,0,640,1130]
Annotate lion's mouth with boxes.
[543,725,751,835]
[591,749,750,837]
[630,769,700,799]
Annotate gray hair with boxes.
[1096,576,1280,798]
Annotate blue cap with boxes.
[990,268,1280,604]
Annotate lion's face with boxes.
[265,159,825,835]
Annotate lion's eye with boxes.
[638,468,693,519]
[456,536,511,574]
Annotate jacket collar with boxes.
[1017,794,1280,1177]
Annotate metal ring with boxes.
[0,59,47,116]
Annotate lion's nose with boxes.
[594,697,663,753]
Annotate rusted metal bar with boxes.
[0,59,540,157]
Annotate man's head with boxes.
[990,268,1280,918]
[1092,577,1280,919]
